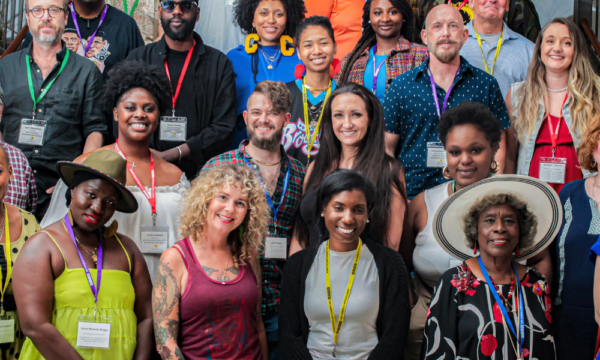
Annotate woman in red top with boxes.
[152,164,270,359]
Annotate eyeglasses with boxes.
[160,0,197,13]
[28,7,65,18]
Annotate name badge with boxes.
[538,157,566,184]
[160,116,187,142]
[76,315,112,349]
[18,119,46,146]
[265,237,287,260]
[0,317,15,344]
[427,142,447,168]
[140,225,169,254]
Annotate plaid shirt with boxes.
[2,141,37,213]
[201,141,306,314]
[336,36,429,93]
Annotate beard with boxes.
[247,123,283,150]
[161,15,195,41]
[428,38,460,64]
[32,22,61,46]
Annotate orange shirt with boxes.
[305,0,365,60]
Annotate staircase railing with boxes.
[0,0,27,57]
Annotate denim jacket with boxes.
[512,81,589,178]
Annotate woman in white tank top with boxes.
[400,101,502,360]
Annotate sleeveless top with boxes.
[20,232,137,360]
[174,237,262,360]
[413,182,462,289]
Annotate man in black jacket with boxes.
[126,0,237,180]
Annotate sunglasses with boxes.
[160,0,197,13]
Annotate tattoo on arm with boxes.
[153,260,183,360]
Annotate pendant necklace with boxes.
[76,237,99,265]
[126,158,150,169]
[259,48,280,70]
[75,8,102,29]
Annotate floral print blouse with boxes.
[422,262,556,360]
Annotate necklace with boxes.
[547,85,568,93]
[76,237,99,265]
[253,157,281,167]
[126,159,150,169]
[488,270,516,308]
[375,48,393,55]
[75,8,103,29]
[307,101,325,127]
[259,48,280,70]
[304,83,332,92]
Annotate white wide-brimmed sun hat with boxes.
[433,175,563,261]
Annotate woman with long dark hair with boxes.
[289,82,407,253]
[335,0,427,104]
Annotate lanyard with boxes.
[0,203,10,316]
[63,213,103,317]
[115,140,156,225]
[326,238,362,357]
[429,66,460,118]
[547,93,569,157]
[123,0,139,16]
[450,0,469,10]
[478,257,525,356]
[371,45,389,95]
[473,28,503,75]
[26,50,70,118]
[242,156,289,222]
[70,3,108,58]
[302,77,332,160]
[164,40,196,117]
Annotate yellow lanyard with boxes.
[0,202,11,316]
[325,238,362,357]
[473,28,503,75]
[302,77,332,160]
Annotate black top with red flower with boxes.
[422,262,556,360]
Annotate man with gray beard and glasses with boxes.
[0,0,105,220]
[127,0,237,180]
[382,4,511,199]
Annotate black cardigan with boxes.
[279,239,411,359]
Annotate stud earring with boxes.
[280,34,294,56]
[245,28,259,54]
[367,219,370,223]
[321,213,324,217]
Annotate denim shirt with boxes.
[512,81,589,178]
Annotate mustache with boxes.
[37,21,56,30]
[436,38,458,45]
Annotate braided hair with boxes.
[233,0,306,83]
[338,0,415,84]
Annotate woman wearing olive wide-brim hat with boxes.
[13,150,154,360]
[422,175,559,360]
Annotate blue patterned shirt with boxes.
[383,57,510,198]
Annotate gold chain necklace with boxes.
[76,238,98,265]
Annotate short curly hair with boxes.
[577,120,600,172]
[462,193,538,251]
[438,100,502,149]
[252,81,292,113]
[178,164,270,267]
[233,0,306,36]
[103,61,172,116]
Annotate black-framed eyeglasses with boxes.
[28,6,65,18]
[160,0,197,13]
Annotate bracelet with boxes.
[176,146,182,163]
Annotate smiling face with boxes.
[70,178,120,232]
[244,92,290,150]
[470,0,509,22]
[297,25,336,74]
[446,124,496,188]
[322,189,368,245]
[252,0,287,46]
[541,23,574,73]
[205,183,248,235]
[421,5,467,63]
[370,0,404,41]
[27,0,67,46]
[476,203,520,258]
[331,93,370,148]
[114,88,160,143]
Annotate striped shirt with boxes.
[460,21,535,98]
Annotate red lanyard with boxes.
[449,0,469,10]
[547,94,569,155]
[164,40,195,116]
[115,140,156,224]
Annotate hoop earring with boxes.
[280,34,294,56]
[245,28,259,54]
[490,160,499,174]
[443,166,452,180]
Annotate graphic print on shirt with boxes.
[62,29,111,73]
[282,117,320,158]
[204,297,253,357]
[62,28,85,56]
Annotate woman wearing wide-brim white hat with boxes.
[422,175,560,360]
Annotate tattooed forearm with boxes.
[153,258,184,360]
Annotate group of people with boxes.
[0,0,598,359]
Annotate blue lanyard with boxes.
[242,156,290,222]
[478,257,525,355]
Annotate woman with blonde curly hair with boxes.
[506,17,600,193]
[152,164,270,360]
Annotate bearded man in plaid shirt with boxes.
[201,81,305,360]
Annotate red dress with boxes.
[528,115,582,194]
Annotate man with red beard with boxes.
[0,0,105,220]
[127,0,237,180]
[383,4,511,199]
[200,81,305,358]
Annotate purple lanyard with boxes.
[63,214,103,315]
[428,66,461,117]
[70,3,108,57]
[371,45,389,95]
